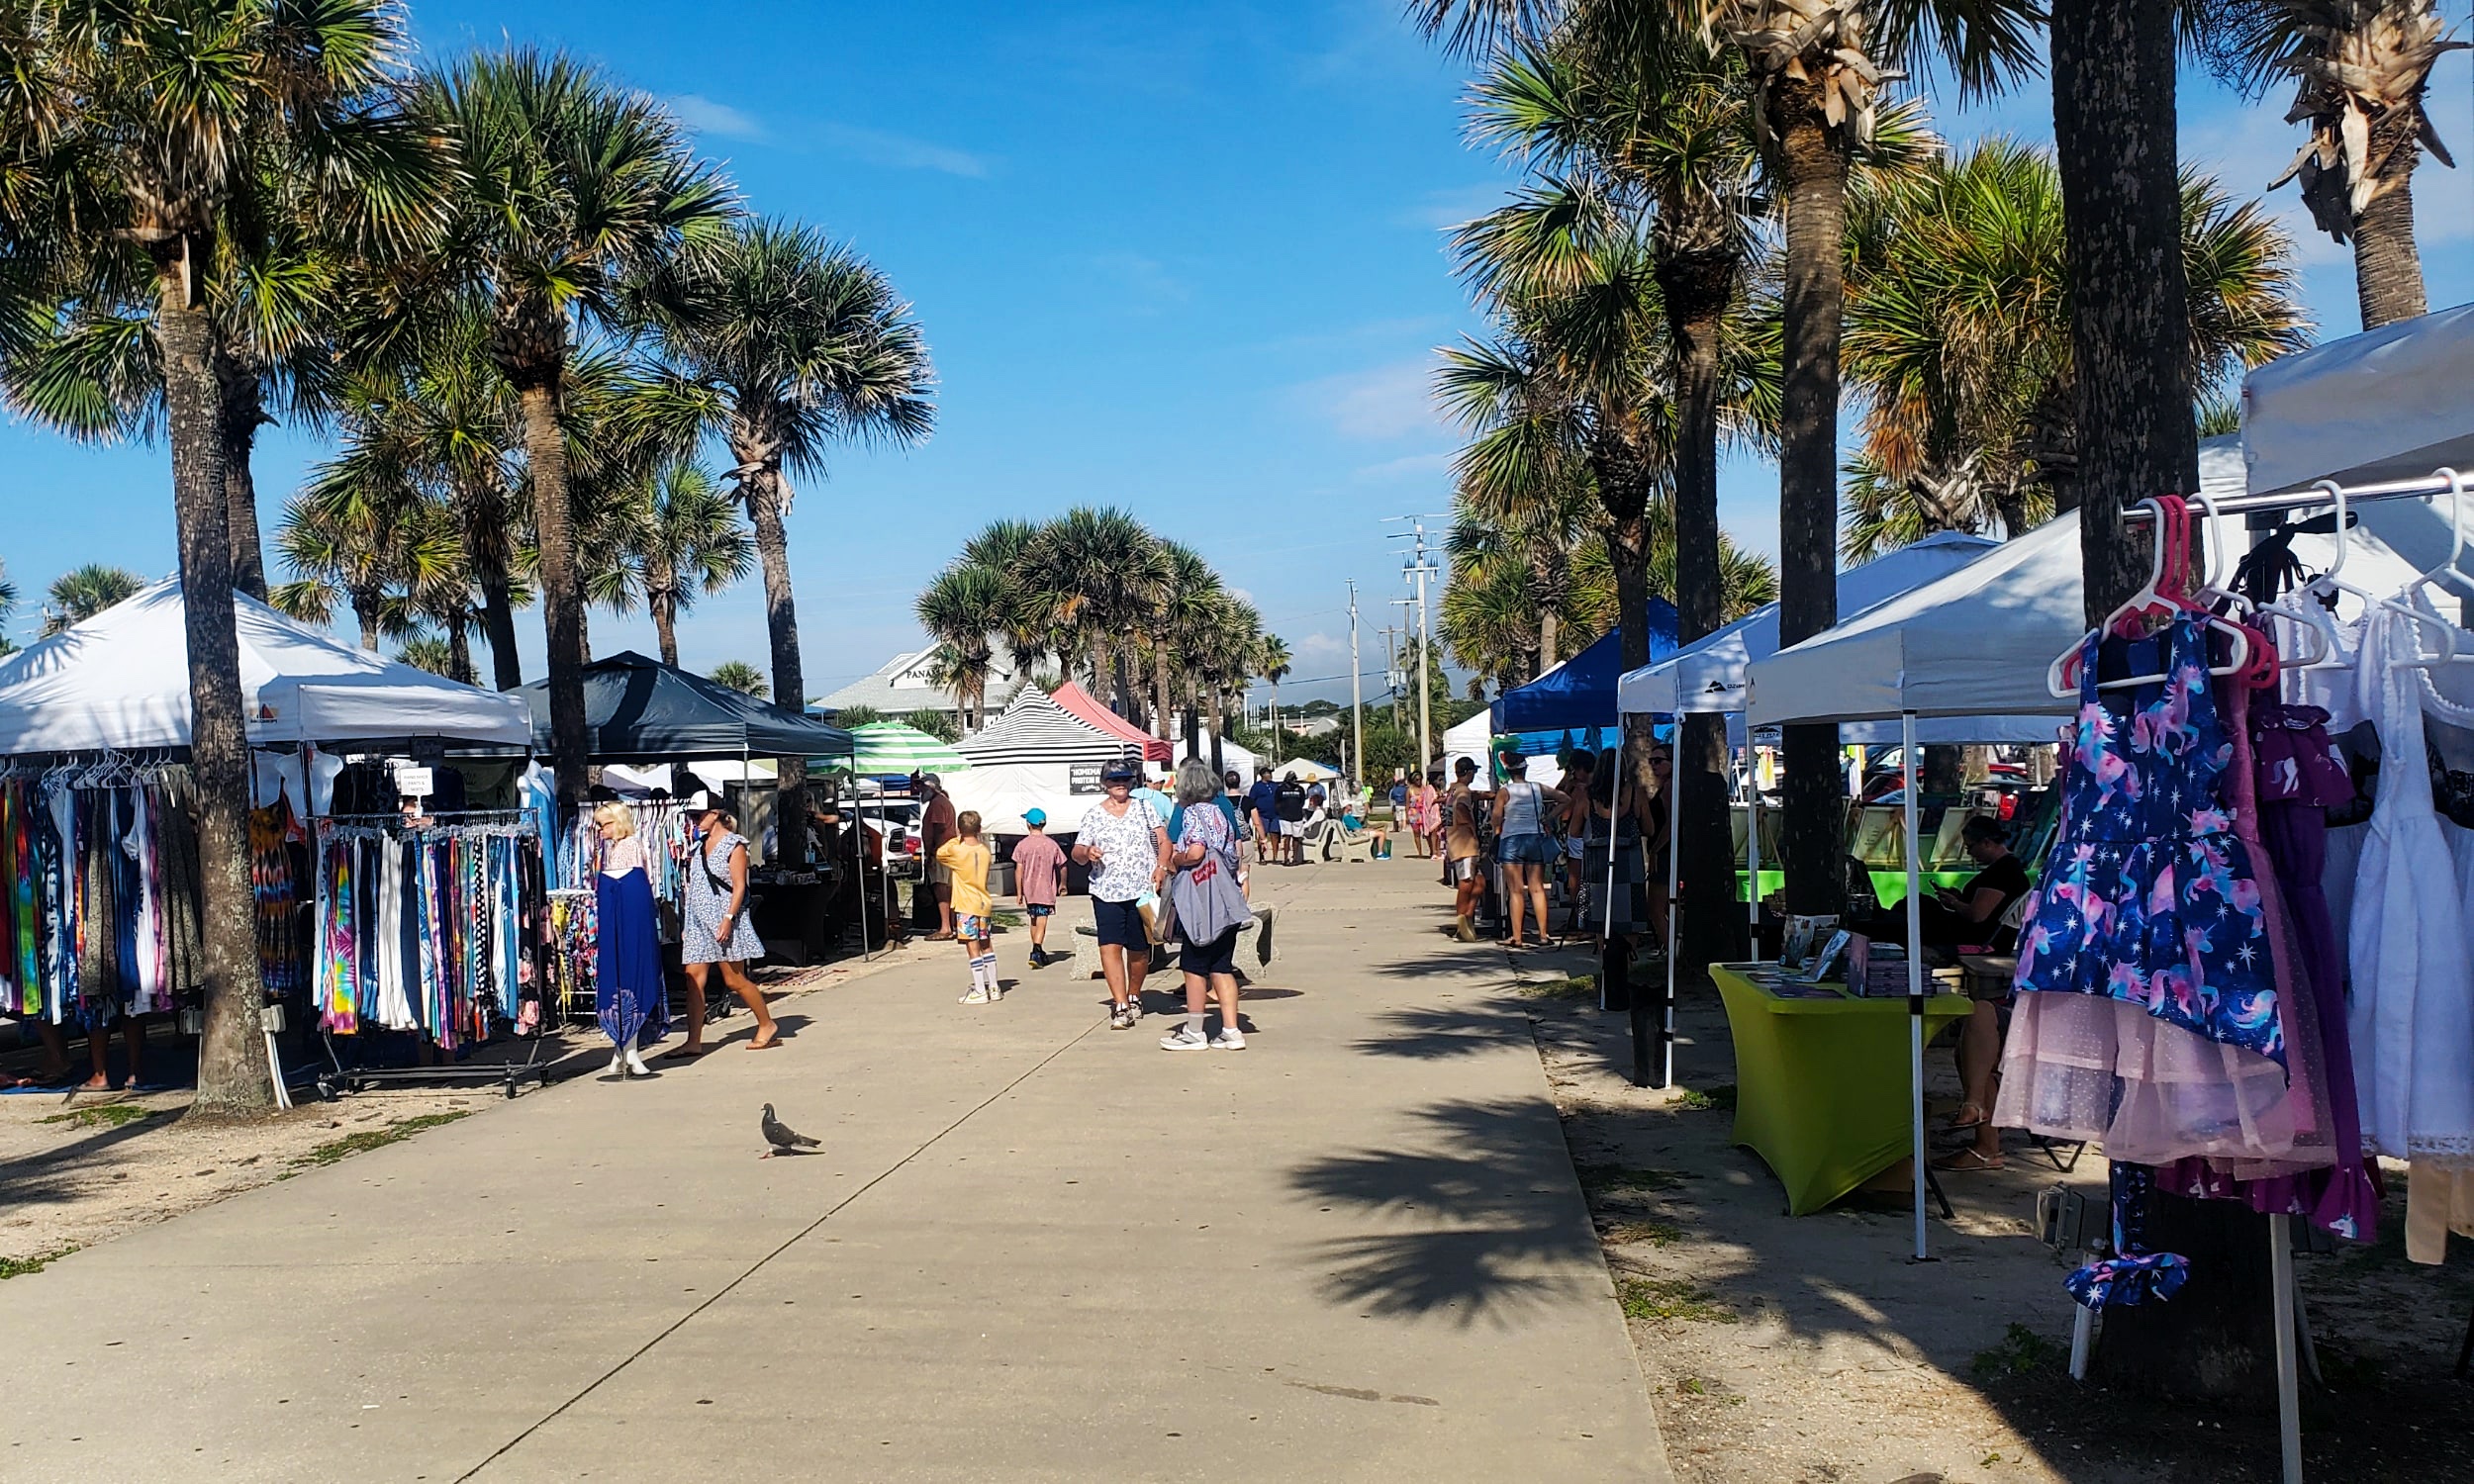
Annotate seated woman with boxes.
[1869,816,2028,955]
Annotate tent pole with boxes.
[848,754,871,962]
[1903,710,1929,1262]
[1664,724,1681,1089]
[2271,1213,2303,1483]
[1744,731,1760,943]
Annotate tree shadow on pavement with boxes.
[1288,1096,1601,1329]
[1346,1001,1540,1061]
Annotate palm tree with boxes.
[0,0,446,1113]
[710,660,768,697]
[1196,599,1265,775]
[627,217,933,869]
[914,562,1011,731]
[1839,139,2312,557]
[1022,508,1170,715]
[0,559,16,656]
[394,634,456,678]
[2198,0,2464,329]
[42,563,146,635]
[269,478,462,651]
[623,463,751,670]
[1255,634,1292,763]
[413,47,735,821]
[1152,541,1224,741]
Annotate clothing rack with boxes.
[2096,466,2474,1484]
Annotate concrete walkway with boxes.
[0,853,1668,1482]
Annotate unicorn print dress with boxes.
[1996,611,2298,1166]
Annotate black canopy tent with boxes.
[514,650,855,761]
[515,651,874,959]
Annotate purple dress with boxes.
[1997,613,2298,1165]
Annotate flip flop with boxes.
[1932,1148,2004,1172]
[746,1035,784,1051]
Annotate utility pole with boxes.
[1387,514,1444,776]
[1348,581,1364,791]
[1387,603,1414,734]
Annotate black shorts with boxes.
[1180,925,1241,976]
[1092,895,1148,950]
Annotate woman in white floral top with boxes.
[1074,761,1170,1030]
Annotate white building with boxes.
[813,648,1027,725]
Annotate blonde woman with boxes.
[593,801,668,1077]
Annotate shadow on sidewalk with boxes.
[1288,1096,1599,1328]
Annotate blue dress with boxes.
[595,866,668,1048]
[2013,612,2283,1065]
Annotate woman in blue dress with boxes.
[592,802,668,1077]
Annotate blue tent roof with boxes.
[1491,603,1680,732]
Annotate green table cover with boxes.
[1711,962,1974,1215]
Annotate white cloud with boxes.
[1353,449,1454,484]
[669,94,767,142]
[1088,251,1189,312]
[1293,631,1351,664]
[817,123,990,179]
[1297,357,1445,440]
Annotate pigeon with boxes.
[760,1103,820,1159]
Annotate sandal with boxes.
[1932,1148,2004,1172]
[1944,1102,1987,1133]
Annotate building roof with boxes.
[812,647,1026,717]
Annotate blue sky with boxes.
[3,1,2469,704]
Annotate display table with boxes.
[1709,962,1973,1215]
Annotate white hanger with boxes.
[2046,495,2251,697]
[2379,466,2472,670]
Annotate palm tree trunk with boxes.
[215,352,267,603]
[2352,111,2427,330]
[2054,0,2266,1398]
[1184,674,1202,758]
[479,574,523,691]
[1154,647,1173,740]
[448,621,475,687]
[520,381,591,819]
[1090,633,1113,712]
[747,464,808,870]
[1773,83,1851,918]
[154,250,270,1115]
[1665,244,1744,966]
[1207,687,1224,775]
[652,590,681,670]
[352,590,381,651]
[577,603,592,664]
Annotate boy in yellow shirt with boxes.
[934,811,999,1004]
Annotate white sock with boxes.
[974,956,996,992]
[1185,1012,1205,1036]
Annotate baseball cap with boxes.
[1101,760,1138,782]
[919,771,941,789]
[1024,808,1047,826]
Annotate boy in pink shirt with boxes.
[1010,810,1068,969]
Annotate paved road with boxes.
[0,853,1668,1482]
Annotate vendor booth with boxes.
[0,581,540,1102]
[946,688,1136,836]
[842,720,971,779]
[515,651,862,967]
[1491,603,1679,733]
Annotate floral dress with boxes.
[681,830,764,965]
[1997,611,2295,1165]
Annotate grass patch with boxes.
[0,1246,76,1279]
[1617,1276,1737,1324]
[1519,974,1598,1001]
[1970,1323,2067,1381]
[291,1111,470,1168]
[1673,1375,1744,1405]
[1599,1219,1683,1247]
[1672,1083,1737,1113]
[1577,1162,1689,1194]
[38,1104,157,1131]
[991,910,1024,929]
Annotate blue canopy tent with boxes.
[1491,601,1680,733]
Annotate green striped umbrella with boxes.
[831,720,972,775]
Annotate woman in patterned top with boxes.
[1074,761,1170,1031]
[674,794,782,1054]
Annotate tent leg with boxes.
[2272,1213,2304,1483]
[1664,742,1680,1089]
[1903,711,1930,1263]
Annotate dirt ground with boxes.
[1494,945,2474,1484]
[0,953,919,1275]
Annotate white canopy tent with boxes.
[946,689,1131,835]
[0,579,533,754]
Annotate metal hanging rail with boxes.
[2120,469,2462,519]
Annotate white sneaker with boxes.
[1160,1024,1209,1051]
[1209,1029,1246,1051]
[960,987,993,1005]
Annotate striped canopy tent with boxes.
[953,689,1127,766]
[836,720,971,776]
[1048,680,1172,763]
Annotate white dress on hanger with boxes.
[2346,603,2474,1174]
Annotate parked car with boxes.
[852,798,925,879]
